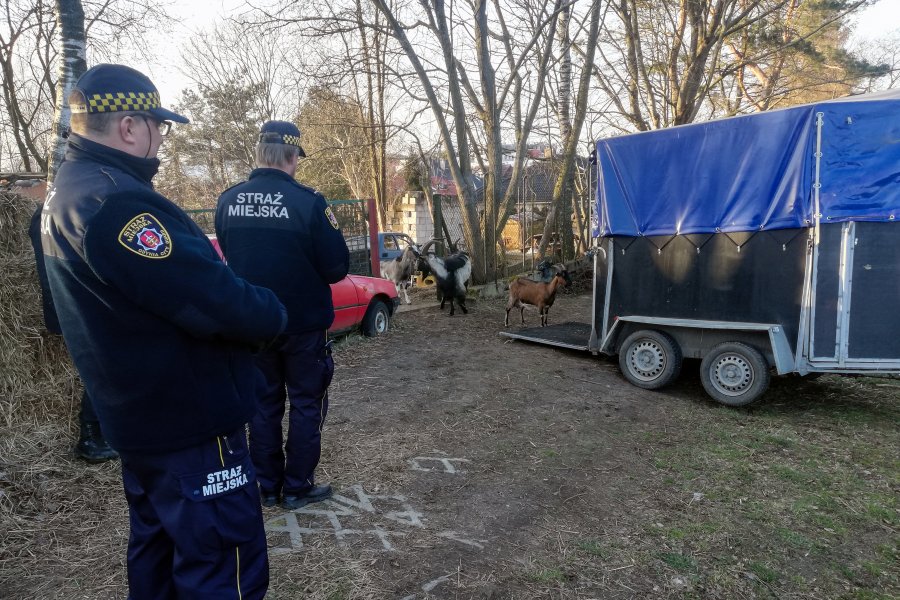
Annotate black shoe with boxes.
[282,483,333,510]
[75,439,119,463]
[75,422,118,463]
[261,493,280,507]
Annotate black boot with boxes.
[76,421,119,463]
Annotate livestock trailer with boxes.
[502,89,900,406]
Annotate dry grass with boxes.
[0,192,120,598]
[0,191,392,599]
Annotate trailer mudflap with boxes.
[500,321,592,352]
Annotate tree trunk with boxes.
[539,0,602,261]
[48,0,86,183]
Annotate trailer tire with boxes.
[618,330,683,390]
[700,342,770,406]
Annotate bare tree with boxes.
[368,0,566,282]
[853,30,900,92]
[47,0,86,182]
[0,0,56,172]
[537,0,603,261]
[0,0,169,174]
[588,0,880,133]
[244,0,415,228]
[719,0,888,113]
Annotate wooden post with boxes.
[368,198,380,277]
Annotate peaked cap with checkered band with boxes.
[258,121,307,158]
[71,64,189,124]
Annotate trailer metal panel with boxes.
[500,322,592,352]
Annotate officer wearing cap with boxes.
[39,64,285,599]
[215,121,349,511]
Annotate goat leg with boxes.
[459,297,468,314]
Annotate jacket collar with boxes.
[248,167,296,183]
[65,134,160,185]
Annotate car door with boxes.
[329,277,362,332]
[380,234,402,262]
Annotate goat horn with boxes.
[420,239,437,254]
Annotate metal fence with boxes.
[329,199,372,276]
[186,198,375,276]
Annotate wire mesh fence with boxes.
[329,200,372,276]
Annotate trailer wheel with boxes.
[618,330,682,390]
[700,342,770,406]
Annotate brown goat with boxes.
[505,270,571,327]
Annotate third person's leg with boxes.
[281,331,333,509]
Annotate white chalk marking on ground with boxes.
[265,484,422,553]
[408,456,471,474]
[400,574,454,600]
[437,530,485,549]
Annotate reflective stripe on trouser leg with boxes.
[120,429,269,599]
[282,330,333,495]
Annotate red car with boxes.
[207,236,399,336]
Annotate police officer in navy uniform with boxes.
[28,205,118,462]
[39,64,286,599]
[215,121,350,510]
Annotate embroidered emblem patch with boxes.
[325,206,340,230]
[118,213,172,259]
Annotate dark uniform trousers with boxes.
[251,330,334,497]
[120,428,268,599]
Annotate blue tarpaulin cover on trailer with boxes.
[595,89,900,237]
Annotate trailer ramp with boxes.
[500,321,591,351]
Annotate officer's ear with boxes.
[117,114,142,145]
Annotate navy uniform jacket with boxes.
[215,168,350,333]
[41,135,287,454]
[28,205,61,334]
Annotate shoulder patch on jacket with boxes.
[118,213,172,259]
[324,206,340,230]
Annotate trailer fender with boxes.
[601,316,795,375]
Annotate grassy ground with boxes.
[505,369,899,599]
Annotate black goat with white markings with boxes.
[380,245,419,304]
[417,240,472,316]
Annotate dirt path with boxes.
[265,289,899,599]
[3,288,897,599]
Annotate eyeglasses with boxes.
[129,112,172,137]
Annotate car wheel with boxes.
[362,300,390,337]
[700,342,770,406]
[618,329,682,390]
